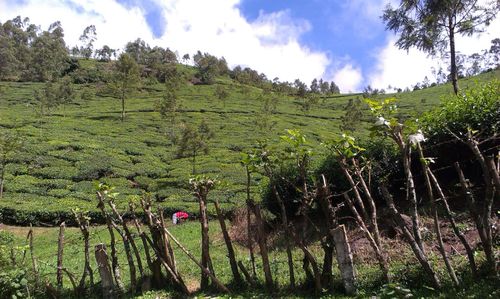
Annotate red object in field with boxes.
[175,211,189,219]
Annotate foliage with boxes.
[108,53,140,121]
[421,80,500,140]
[383,0,499,94]
[0,269,29,299]
[340,98,364,132]
[32,77,74,115]
[322,133,365,159]
[194,51,228,84]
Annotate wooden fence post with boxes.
[95,244,115,298]
[57,222,66,291]
[27,224,40,288]
[331,225,356,295]
[214,198,243,285]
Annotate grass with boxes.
[0,66,498,223]
[2,219,499,298]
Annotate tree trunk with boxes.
[427,167,477,279]
[192,150,196,175]
[464,135,496,273]
[331,225,356,295]
[142,233,189,294]
[253,203,274,291]
[130,208,154,274]
[94,244,115,299]
[316,175,337,288]
[159,209,177,275]
[454,161,496,274]
[108,200,143,289]
[448,18,459,95]
[380,185,441,288]
[161,225,230,293]
[417,144,459,286]
[238,261,256,286]
[28,225,40,288]
[245,167,257,277]
[270,182,295,288]
[121,87,125,122]
[111,223,137,293]
[198,193,212,289]
[140,198,167,288]
[352,158,382,249]
[96,192,125,293]
[75,215,94,292]
[214,199,243,284]
[57,222,65,291]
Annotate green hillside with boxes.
[0,64,498,224]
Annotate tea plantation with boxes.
[0,63,498,224]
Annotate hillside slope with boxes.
[0,66,498,224]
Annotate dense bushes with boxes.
[422,80,500,140]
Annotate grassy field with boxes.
[2,218,498,298]
[0,66,498,223]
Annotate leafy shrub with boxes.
[260,164,311,218]
[7,175,43,194]
[0,231,14,267]
[31,166,78,180]
[0,269,29,299]
[75,154,114,180]
[422,80,500,140]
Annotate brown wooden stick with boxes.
[161,226,231,293]
[244,165,257,277]
[331,225,356,295]
[238,261,256,286]
[214,198,243,284]
[130,203,154,273]
[380,185,441,288]
[28,225,40,288]
[253,203,273,291]
[427,166,477,279]
[96,191,125,293]
[94,244,115,298]
[158,209,177,274]
[343,193,390,283]
[142,233,189,295]
[56,222,65,291]
[417,143,459,286]
[74,211,94,291]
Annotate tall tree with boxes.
[29,21,69,81]
[79,25,97,59]
[110,53,140,122]
[383,0,499,94]
[95,45,116,62]
[176,120,214,174]
[33,77,74,116]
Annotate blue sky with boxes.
[1,0,498,92]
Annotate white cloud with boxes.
[368,7,500,90]
[333,64,363,93]
[0,0,331,84]
[368,38,440,90]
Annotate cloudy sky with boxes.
[0,0,498,92]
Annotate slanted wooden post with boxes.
[74,211,94,292]
[214,198,243,285]
[161,226,230,293]
[331,225,356,295]
[253,203,273,290]
[95,244,115,298]
[96,191,125,293]
[27,224,40,288]
[57,222,66,291]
